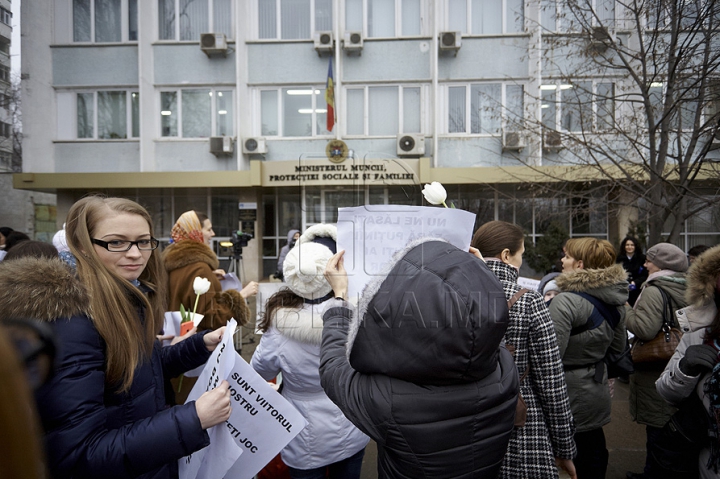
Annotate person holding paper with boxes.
[472,221,577,479]
[0,196,232,479]
[163,210,253,402]
[251,224,369,479]
[320,239,518,478]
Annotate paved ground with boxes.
[238,304,646,479]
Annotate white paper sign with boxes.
[337,205,477,299]
[517,276,540,292]
[179,319,307,479]
[219,273,243,292]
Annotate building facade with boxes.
[17,0,720,279]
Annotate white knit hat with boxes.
[52,224,70,253]
[283,224,337,300]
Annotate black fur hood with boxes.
[0,257,88,322]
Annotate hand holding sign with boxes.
[324,250,348,299]
[195,380,232,429]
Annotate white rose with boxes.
[422,182,448,207]
[193,276,212,295]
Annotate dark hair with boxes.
[194,211,209,224]
[688,244,709,258]
[471,221,525,258]
[4,232,30,252]
[258,288,305,333]
[618,236,642,258]
[4,241,58,261]
[0,227,13,238]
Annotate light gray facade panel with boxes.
[436,137,506,167]
[154,45,237,86]
[154,141,238,171]
[438,37,529,81]
[342,41,431,82]
[55,142,140,172]
[247,43,333,85]
[261,138,408,162]
[53,46,139,87]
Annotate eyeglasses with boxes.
[92,238,160,252]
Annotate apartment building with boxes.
[17,0,720,278]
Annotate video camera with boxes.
[230,230,253,257]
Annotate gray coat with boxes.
[625,273,687,427]
[549,263,629,432]
[319,239,519,478]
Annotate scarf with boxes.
[633,269,679,307]
[704,338,720,471]
[171,211,205,244]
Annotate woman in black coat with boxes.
[617,236,647,306]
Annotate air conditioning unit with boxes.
[589,26,614,52]
[343,31,363,54]
[502,130,526,151]
[396,133,425,157]
[314,31,334,56]
[242,137,268,155]
[200,33,228,56]
[210,136,234,156]
[439,31,461,56]
[543,130,564,151]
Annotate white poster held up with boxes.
[179,319,307,479]
[337,205,477,299]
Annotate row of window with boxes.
[0,121,11,138]
[61,83,621,140]
[69,0,657,44]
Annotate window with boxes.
[258,0,332,39]
[540,0,614,32]
[72,90,139,139]
[259,87,330,137]
[0,121,11,138]
[159,0,233,41]
[73,0,138,42]
[160,89,234,138]
[346,0,423,37]
[541,82,614,131]
[447,0,523,34]
[0,65,9,83]
[0,8,11,26]
[447,83,523,134]
[346,85,423,136]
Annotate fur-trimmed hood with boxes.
[0,256,88,322]
[685,244,720,307]
[162,240,218,273]
[273,304,325,345]
[555,263,629,306]
[346,237,510,386]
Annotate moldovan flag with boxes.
[325,56,335,132]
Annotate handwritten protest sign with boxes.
[180,319,307,479]
[337,205,477,299]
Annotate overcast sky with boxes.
[10,0,20,74]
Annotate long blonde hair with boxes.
[65,196,166,392]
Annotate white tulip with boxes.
[193,277,212,296]
[422,182,448,207]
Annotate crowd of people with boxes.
[2,197,720,479]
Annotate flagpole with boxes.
[334,0,340,140]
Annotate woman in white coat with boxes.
[656,244,720,478]
[250,224,368,479]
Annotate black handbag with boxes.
[605,337,635,378]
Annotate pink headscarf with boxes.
[171,211,205,244]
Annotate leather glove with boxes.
[679,344,718,376]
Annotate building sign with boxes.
[262,158,419,187]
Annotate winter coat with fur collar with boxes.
[549,263,629,432]
[319,239,518,479]
[250,302,369,469]
[162,240,250,331]
[0,256,212,479]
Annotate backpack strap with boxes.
[507,288,531,310]
[568,291,622,335]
